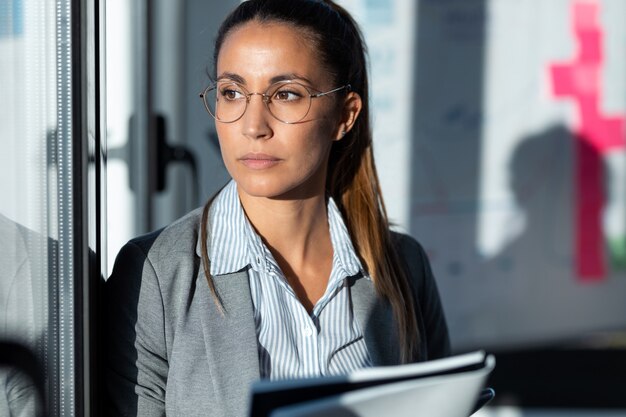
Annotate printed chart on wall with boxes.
[405,0,626,350]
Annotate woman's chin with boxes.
[234,178,287,199]
[234,177,323,202]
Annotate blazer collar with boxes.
[350,276,400,366]
[197,266,260,416]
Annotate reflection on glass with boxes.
[0,341,45,416]
[0,364,42,416]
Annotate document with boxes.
[250,350,495,417]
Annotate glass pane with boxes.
[0,0,79,415]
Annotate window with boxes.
[0,0,103,415]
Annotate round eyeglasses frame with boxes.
[199,80,351,124]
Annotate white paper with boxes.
[251,352,495,417]
[271,356,494,417]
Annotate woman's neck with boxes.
[238,189,334,312]
[239,191,329,260]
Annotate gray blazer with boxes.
[105,207,450,417]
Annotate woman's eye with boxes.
[273,89,302,102]
[220,88,244,100]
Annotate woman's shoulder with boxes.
[390,230,451,359]
[389,230,433,289]
[125,207,204,257]
[109,207,205,285]
[390,230,428,262]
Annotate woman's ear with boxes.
[334,91,362,141]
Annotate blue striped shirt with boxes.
[207,180,373,380]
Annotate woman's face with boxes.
[214,21,347,201]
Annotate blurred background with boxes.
[1,0,625,415]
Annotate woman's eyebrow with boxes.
[216,72,245,83]
[216,72,314,86]
[269,73,313,85]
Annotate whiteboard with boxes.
[341,0,626,351]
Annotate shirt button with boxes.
[303,326,313,337]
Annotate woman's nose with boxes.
[241,94,272,140]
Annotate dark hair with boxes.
[201,0,421,363]
[212,0,362,87]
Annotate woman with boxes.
[105,0,450,416]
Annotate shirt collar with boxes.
[327,197,364,278]
[200,180,251,276]
[197,179,365,278]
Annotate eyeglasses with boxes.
[199,80,351,124]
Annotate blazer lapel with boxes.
[198,268,260,416]
[350,276,400,366]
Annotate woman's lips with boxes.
[239,153,281,169]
